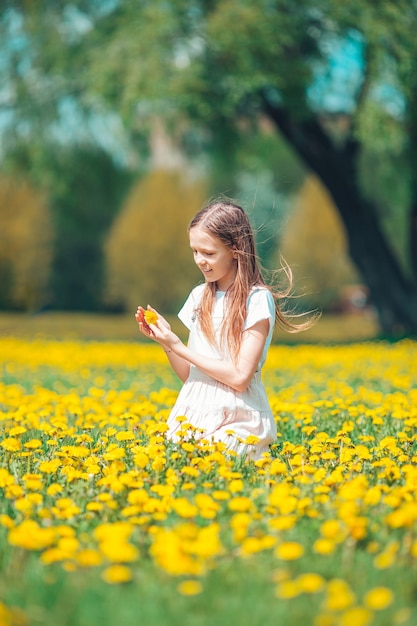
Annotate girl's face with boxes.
[189,226,237,291]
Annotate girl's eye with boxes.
[193,250,214,256]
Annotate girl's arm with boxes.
[160,347,191,383]
[141,307,269,392]
[136,306,190,382]
[173,320,269,392]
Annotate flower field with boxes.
[0,337,416,626]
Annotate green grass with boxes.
[1,334,416,626]
[0,310,378,343]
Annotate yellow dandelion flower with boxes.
[274,541,305,560]
[0,468,14,488]
[268,516,297,531]
[1,438,21,452]
[101,565,133,584]
[23,439,42,449]
[0,514,14,529]
[46,483,63,496]
[212,490,230,501]
[269,459,288,476]
[373,551,396,569]
[39,460,61,474]
[134,451,149,468]
[8,520,56,551]
[275,580,301,599]
[86,502,103,512]
[144,310,158,325]
[9,426,27,436]
[99,540,138,563]
[172,498,198,519]
[22,474,43,490]
[115,431,136,442]
[177,580,203,596]
[76,549,103,567]
[364,587,394,611]
[229,479,244,493]
[324,579,356,611]
[313,538,336,555]
[228,497,252,512]
[338,607,373,626]
[244,435,260,445]
[296,572,325,593]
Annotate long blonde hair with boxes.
[189,200,315,361]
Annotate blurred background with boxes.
[0,0,416,342]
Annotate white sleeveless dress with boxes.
[166,285,277,460]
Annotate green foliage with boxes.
[4,143,132,311]
[279,175,358,309]
[2,0,417,326]
[47,146,131,311]
[104,169,205,314]
[0,176,53,311]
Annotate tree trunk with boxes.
[262,95,417,336]
[411,201,417,284]
[407,89,417,289]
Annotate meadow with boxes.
[0,315,416,626]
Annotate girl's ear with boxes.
[233,248,238,259]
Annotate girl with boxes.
[136,200,312,460]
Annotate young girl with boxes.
[136,200,311,460]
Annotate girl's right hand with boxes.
[135,305,173,344]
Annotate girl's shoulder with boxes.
[244,286,275,330]
[250,284,271,294]
[248,285,274,303]
[188,283,206,302]
[178,284,205,328]
[247,286,276,315]
[181,283,205,311]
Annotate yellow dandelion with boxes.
[373,551,396,569]
[324,579,356,611]
[274,541,305,561]
[172,498,198,519]
[8,426,27,436]
[0,514,14,529]
[23,439,42,449]
[144,310,158,325]
[1,438,21,452]
[313,538,336,555]
[296,572,325,594]
[244,435,260,445]
[46,483,63,496]
[229,479,244,493]
[364,587,394,611]
[275,580,301,599]
[76,549,103,567]
[101,565,133,584]
[177,580,203,596]
[228,497,252,512]
[212,490,230,501]
[338,607,373,626]
[115,431,136,442]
